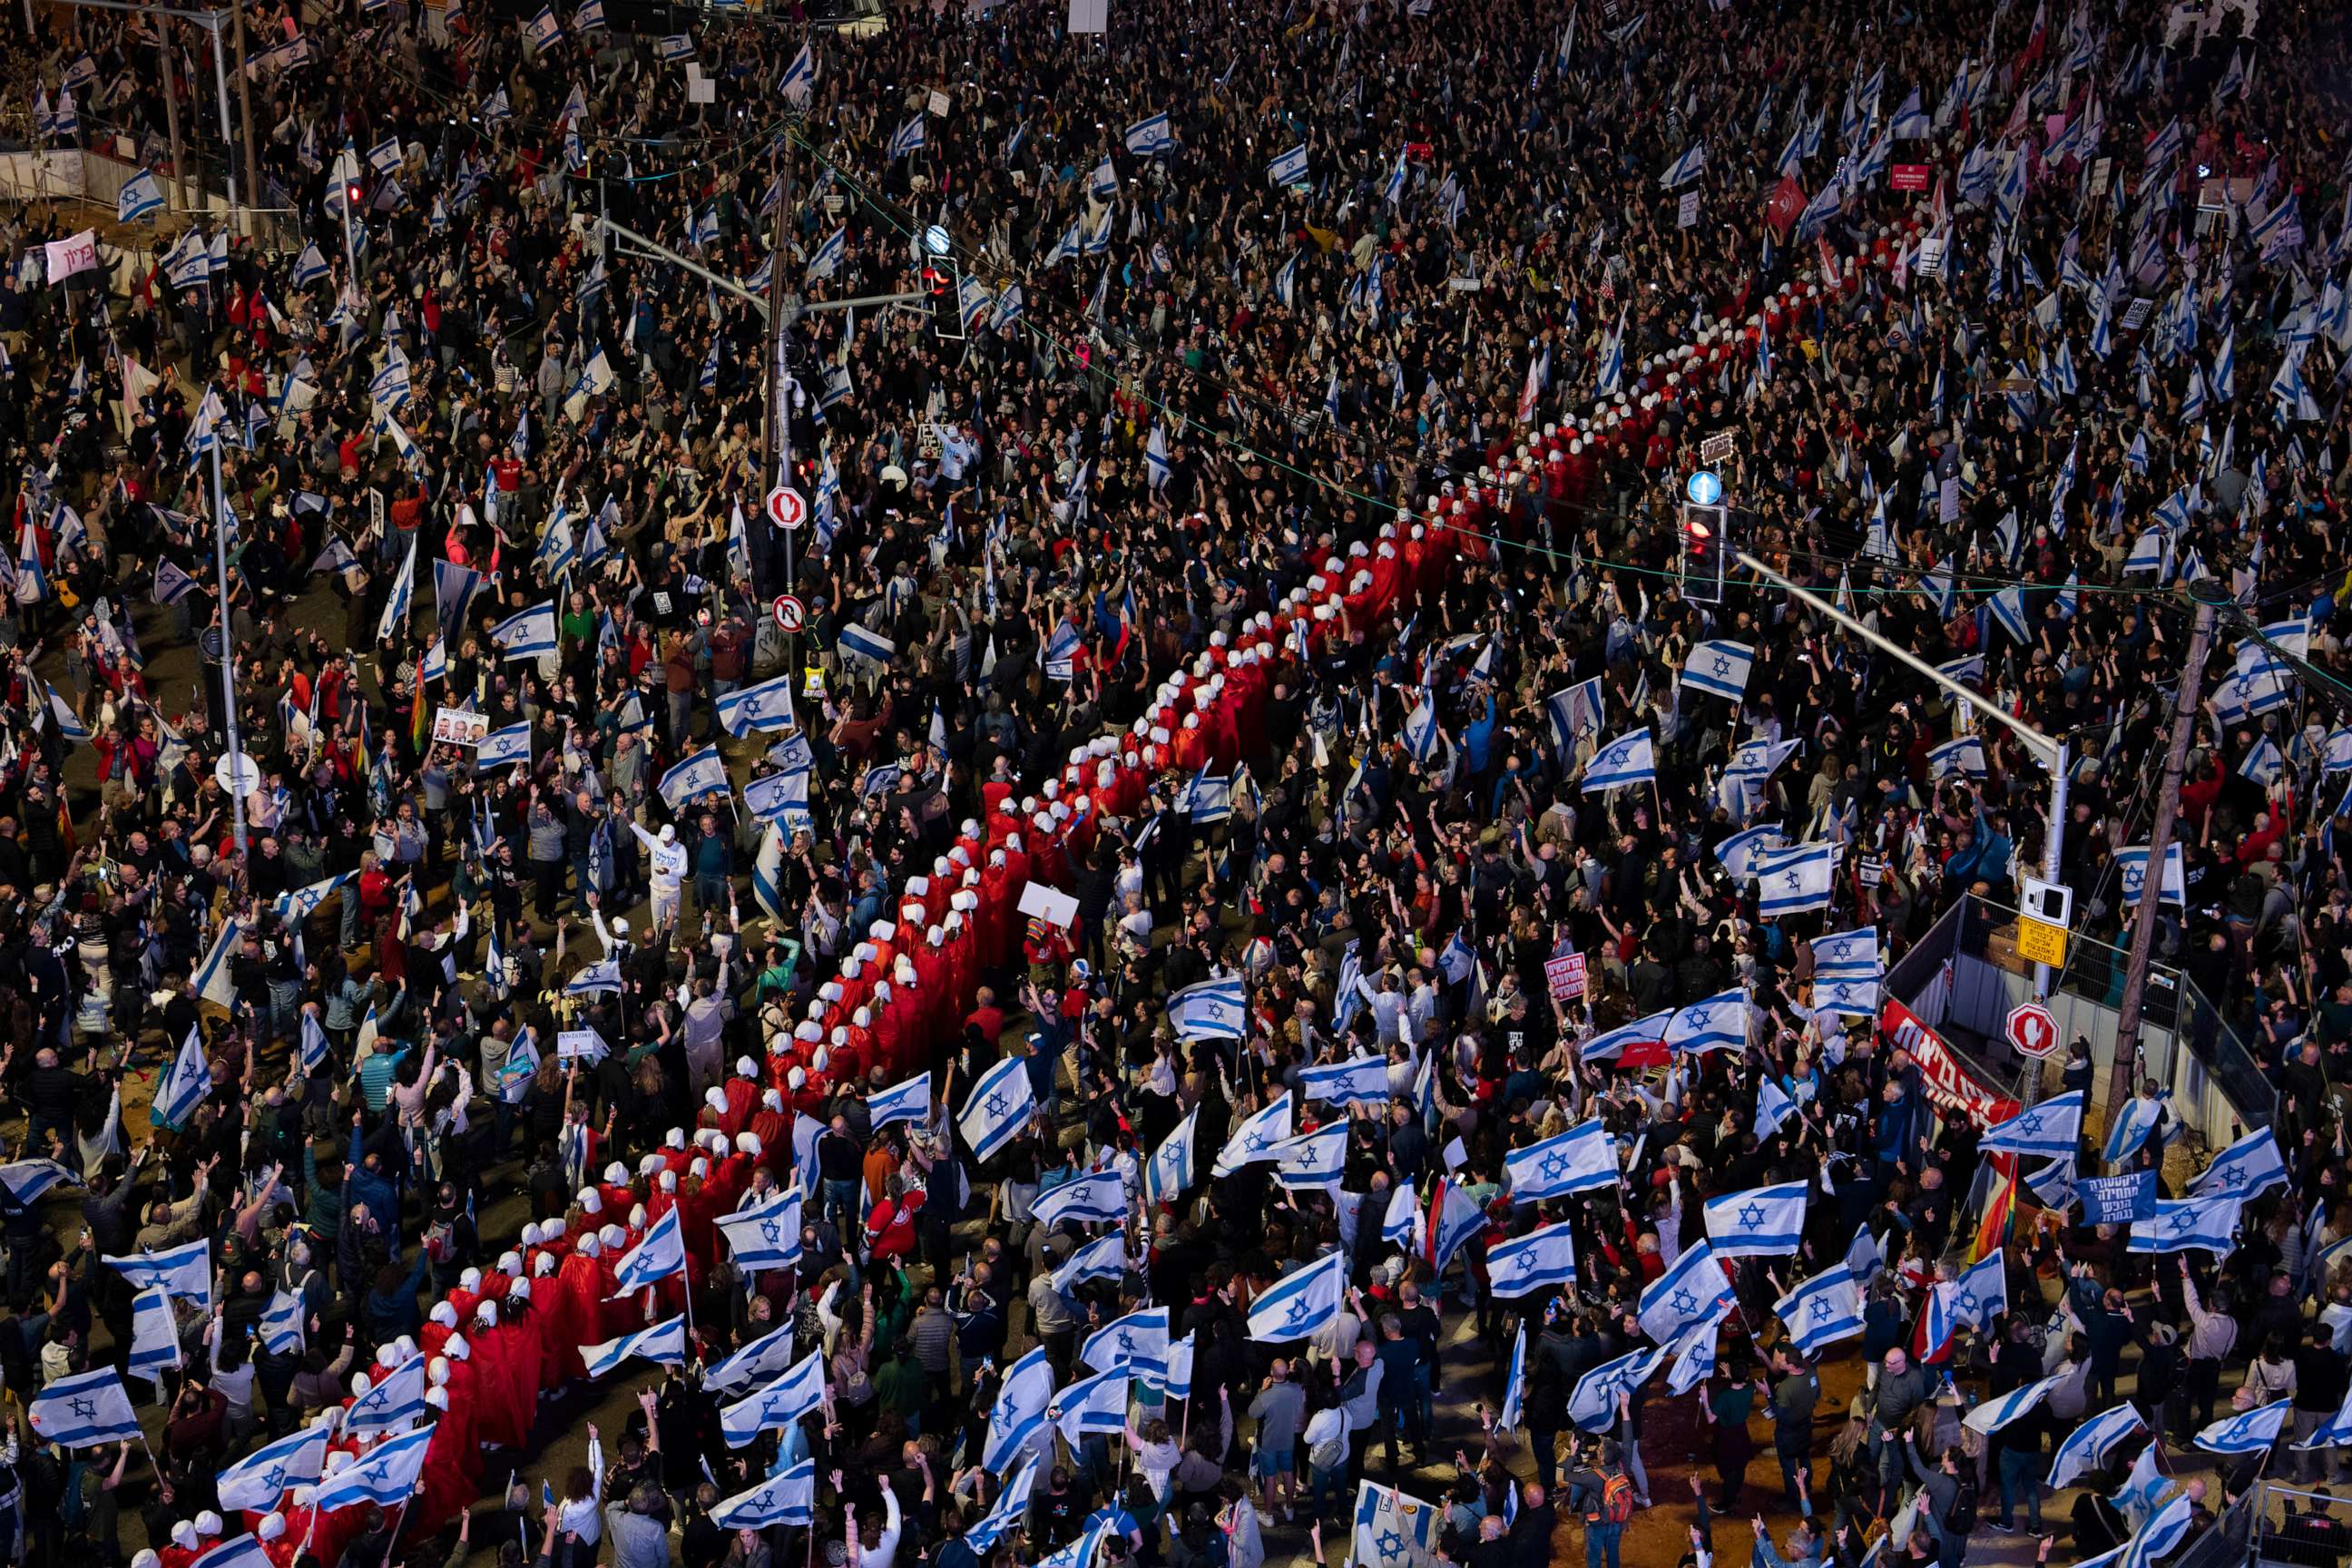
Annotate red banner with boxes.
[1889,164,1933,192]
[1881,998,2022,1130]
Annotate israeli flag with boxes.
[708,1320,803,1394]
[887,115,926,158]
[1702,1182,1808,1258]
[475,723,530,770]
[1812,927,1879,981]
[1213,1093,1294,1177]
[312,1424,434,1510]
[806,227,846,282]
[867,1073,931,1132]
[1049,1367,1131,1445]
[490,600,557,661]
[28,1367,141,1448]
[1143,1106,1200,1206]
[716,672,799,738]
[778,43,816,104]
[1717,825,1785,884]
[1180,770,1233,823]
[347,1354,426,1435]
[152,1024,211,1128]
[656,33,693,63]
[2128,1194,2243,1255]
[260,1288,307,1356]
[838,622,896,665]
[1939,1248,2008,1330]
[1082,1306,1170,1377]
[1665,991,1746,1056]
[1246,1250,1347,1342]
[1568,1348,1662,1434]
[1270,1122,1348,1191]
[574,0,605,25]
[1052,1232,1126,1294]
[1504,1121,1616,1200]
[118,169,165,223]
[1546,677,1606,753]
[127,1286,181,1379]
[1125,113,1172,155]
[290,243,330,289]
[1486,1220,1580,1298]
[218,1422,329,1511]
[1964,1370,2064,1436]
[566,959,623,996]
[957,1054,1037,1163]
[2190,1126,2289,1202]
[964,1455,1039,1553]
[2115,843,2186,907]
[713,1189,804,1274]
[1774,1265,1865,1355]
[1167,975,1247,1040]
[1639,1240,1735,1345]
[1980,1091,2084,1159]
[2196,1396,2292,1455]
[1380,1183,1420,1249]
[1582,1011,1672,1063]
[741,769,809,826]
[275,872,352,923]
[1676,637,1754,702]
[1298,1053,1392,1107]
[1495,1325,1528,1432]
[720,1348,826,1446]
[1582,729,1656,792]
[982,1347,1057,1471]
[657,747,730,811]
[713,1461,817,1530]
[0,1159,76,1204]
[613,1206,687,1291]
[2049,1404,2150,1490]
[1267,142,1310,187]
[524,5,562,50]
[1753,844,1838,916]
[105,1237,211,1306]
[1927,736,1989,780]
[581,1316,689,1380]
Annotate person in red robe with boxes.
[403,1390,479,1540]
[466,1299,528,1449]
[551,1240,606,1386]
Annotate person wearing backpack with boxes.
[1901,1433,1974,1568]
[1563,1437,1635,1568]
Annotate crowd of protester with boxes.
[0,0,2349,1566]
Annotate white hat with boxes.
[135,1551,163,1568]
[446,1332,471,1360]
[521,1223,544,1247]
[659,1171,677,1192]
[603,1161,630,1185]
[430,1301,458,1328]
[172,1525,199,1552]
[544,1217,566,1240]
[257,1516,286,1544]
[789,1065,807,1090]
[853,1006,873,1028]
[629,1202,647,1230]
[736,1132,763,1157]
[762,1089,783,1112]
[195,1513,223,1538]
[578,1189,603,1215]
[460,1268,484,1291]
[839,956,864,981]
[534,1251,558,1277]
[429,1357,451,1387]
[576,1233,602,1259]
[394,1335,418,1363]
[348,1373,372,1399]
[637,1153,665,1177]
[510,1278,533,1302]
[896,957,917,985]
[425,1387,450,1412]
[705,1087,730,1114]
[870,920,897,942]
[475,1300,498,1328]
[664,1127,687,1151]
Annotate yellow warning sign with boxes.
[2015,918,2069,968]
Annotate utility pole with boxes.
[230,0,258,240]
[2106,588,2220,1146]
[157,19,187,217]
[763,144,791,598]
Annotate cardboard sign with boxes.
[1916,236,1946,277]
[2120,296,2155,332]
[1545,951,1589,1003]
[1016,881,1080,928]
[1676,191,1700,229]
[1889,164,1933,192]
[926,88,951,117]
[431,707,490,746]
[556,1027,609,1062]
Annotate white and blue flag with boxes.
[2190,1126,2289,1202]
[981,1347,1056,1472]
[713,1462,816,1530]
[1980,1092,2084,1159]
[1753,844,1838,916]
[104,1237,212,1306]
[1298,1053,1392,1107]
[2128,1194,2243,1255]
[657,748,730,811]
[1639,1240,1735,1345]
[476,723,530,769]
[312,1424,434,1509]
[1582,729,1656,792]
[583,1317,689,1380]
[217,1421,329,1510]
[1486,1221,1580,1298]
[346,1354,426,1435]
[1270,1123,1348,1192]
[957,1055,1037,1162]
[2048,1405,2150,1490]
[1052,1233,1126,1294]
[867,1073,931,1132]
[1963,1370,2064,1436]
[152,1024,211,1128]
[713,1190,804,1274]
[28,1367,141,1448]
[2195,1397,2292,1455]
[717,673,799,737]
[1082,1306,1170,1377]
[1167,975,1247,1040]
[1679,640,1754,701]
[1142,1106,1200,1206]
[128,1286,181,1379]
[1665,991,1745,1056]
[1212,1093,1293,1177]
[719,1348,826,1446]
[1034,1171,1129,1229]
[1504,1121,1616,1200]
[1774,1265,1865,1355]
[612,1206,686,1290]
[1702,1182,1808,1258]
[1246,1250,1348,1342]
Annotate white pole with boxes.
[2038,738,2068,1001]
[205,15,236,223]
[208,438,250,858]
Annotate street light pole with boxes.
[207,437,249,858]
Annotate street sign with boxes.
[765,485,808,532]
[1686,470,1723,506]
[1699,431,1737,466]
[214,751,260,797]
[2005,1001,2062,1059]
[2016,875,2073,969]
[772,594,806,632]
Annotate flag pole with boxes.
[207,437,248,858]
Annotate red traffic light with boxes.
[1683,516,1714,542]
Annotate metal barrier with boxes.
[2252,1481,2348,1567]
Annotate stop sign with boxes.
[765,485,808,531]
[2004,1001,2061,1059]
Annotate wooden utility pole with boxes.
[157,17,186,216]
[230,0,258,238]
[2105,587,2220,1146]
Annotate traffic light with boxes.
[925,262,964,343]
[1681,502,1727,603]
